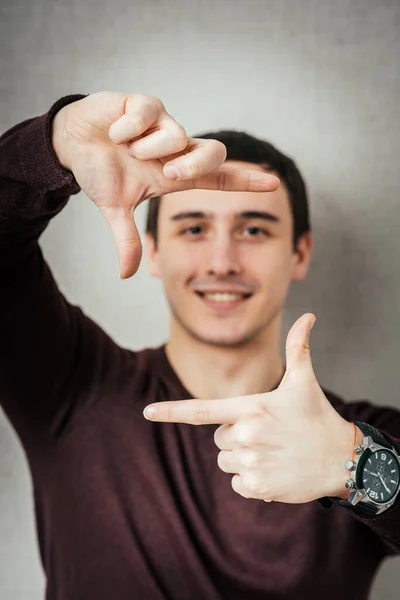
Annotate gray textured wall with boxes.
[1,0,400,598]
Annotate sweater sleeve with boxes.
[325,397,400,555]
[0,96,128,445]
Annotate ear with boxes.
[291,231,313,282]
[145,233,162,278]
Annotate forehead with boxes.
[158,161,292,225]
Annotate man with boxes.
[1,91,400,600]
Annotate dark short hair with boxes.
[145,130,310,248]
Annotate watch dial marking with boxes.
[362,449,400,503]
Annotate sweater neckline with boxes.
[153,345,285,400]
[155,344,194,400]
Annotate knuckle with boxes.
[193,403,210,424]
[129,140,146,158]
[127,94,163,120]
[165,403,177,423]
[209,139,227,162]
[131,115,146,133]
[171,127,188,151]
[153,96,165,111]
[243,474,265,496]
[234,423,255,447]
[143,94,164,111]
[241,450,259,469]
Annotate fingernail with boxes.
[143,406,157,420]
[164,165,180,180]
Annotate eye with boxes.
[180,224,204,236]
[242,226,269,237]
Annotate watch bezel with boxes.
[356,446,400,504]
[347,437,400,514]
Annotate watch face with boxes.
[361,449,400,503]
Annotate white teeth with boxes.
[203,293,243,302]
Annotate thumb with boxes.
[100,205,143,279]
[280,313,316,386]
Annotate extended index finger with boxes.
[193,163,280,192]
[143,397,249,425]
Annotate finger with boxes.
[163,138,226,181]
[280,313,316,386]
[231,474,249,498]
[100,206,142,278]
[214,424,233,450]
[164,146,280,191]
[128,114,188,160]
[218,449,261,473]
[109,95,164,145]
[217,450,236,474]
[163,138,280,191]
[231,473,270,500]
[143,396,255,425]
[214,418,270,450]
[192,164,280,192]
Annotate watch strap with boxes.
[328,495,379,515]
[319,422,394,515]
[354,421,392,450]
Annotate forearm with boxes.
[326,423,364,500]
[0,95,83,264]
[0,95,88,440]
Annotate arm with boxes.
[0,95,89,442]
[142,313,400,555]
[0,91,278,444]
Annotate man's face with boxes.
[146,161,312,347]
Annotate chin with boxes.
[188,327,259,348]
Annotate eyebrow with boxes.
[170,211,280,223]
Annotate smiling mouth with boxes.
[195,291,253,303]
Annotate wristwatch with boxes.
[328,422,400,516]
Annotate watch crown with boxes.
[354,445,363,456]
[345,460,357,471]
[345,478,356,489]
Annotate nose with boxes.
[206,235,242,277]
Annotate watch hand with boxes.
[379,475,390,493]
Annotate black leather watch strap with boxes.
[329,496,379,516]
[319,422,395,516]
[317,495,379,515]
[354,421,392,450]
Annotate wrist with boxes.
[327,421,364,500]
[51,105,73,172]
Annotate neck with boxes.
[165,315,285,400]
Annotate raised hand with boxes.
[143,314,361,504]
[52,92,279,278]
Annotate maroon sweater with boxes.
[1,97,400,600]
